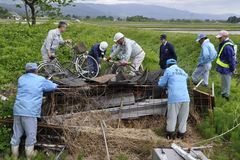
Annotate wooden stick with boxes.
[100,121,110,160]
[212,82,215,97]
[194,79,203,90]
[117,96,123,128]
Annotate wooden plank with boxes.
[99,92,135,108]
[44,98,168,122]
[102,99,168,119]
[89,74,116,84]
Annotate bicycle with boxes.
[37,42,99,80]
[104,58,144,76]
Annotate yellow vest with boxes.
[216,42,234,68]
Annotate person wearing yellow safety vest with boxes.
[216,30,237,101]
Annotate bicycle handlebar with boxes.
[103,58,131,65]
[65,42,74,49]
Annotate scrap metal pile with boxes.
[0,70,214,159]
[38,70,169,159]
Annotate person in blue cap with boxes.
[192,33,217,87]
[158,59,190,140]
[10,63,58,160]
[159,34,177,71]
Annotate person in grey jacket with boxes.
[41,21,71,62]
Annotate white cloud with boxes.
[75,0,240,15]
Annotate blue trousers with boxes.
[88,57,98,73]
[10,116,37,146]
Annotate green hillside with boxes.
[0,22,240,159]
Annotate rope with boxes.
[192,116,240,146]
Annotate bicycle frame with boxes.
[38,42,99,79]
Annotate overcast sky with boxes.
[76,0,240,15]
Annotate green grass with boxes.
[0,21,240,159]
[84,20,240,30]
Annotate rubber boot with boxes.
[166,131,175,140]
[177,132,185,139]
[11,145,19,160]
[25,146,37,160]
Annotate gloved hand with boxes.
[49,54,56,60]
[106,57,112,61]
[65,39,72,44]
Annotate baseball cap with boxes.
[196,33,207,42]
[160,34,167,40]
[166,59,177,65]
[216,30,229,38]
[25,63,38,71]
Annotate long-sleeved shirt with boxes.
[89,43,105,64]
[159,41,177,70]
[216,39,236,74]
[42,28,65,54]
[198,39,217,66]
[110,38,144,61]
[158,65,190,104]
[13,73,58,118]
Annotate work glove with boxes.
[49,54,56,60]
[65,39,72,44]
[106,57,112,62]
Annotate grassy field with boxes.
[85,20,240,30]
[0,21,240,159]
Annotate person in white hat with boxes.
[10,63,58,160]
[107,32,145,72]
[88,41,108,74]
[192,33,217,87]
[215,30,236,101]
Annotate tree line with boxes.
[0,6,11,19]
[227,16,240,23]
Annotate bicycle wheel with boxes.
[37,62,63,79]
[75,54,99,79]
[116,64,144,76]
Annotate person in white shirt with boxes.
[107,32,145,72]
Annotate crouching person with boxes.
[88,41,108,73]
[158,59,190,140]
[11,63,58,160]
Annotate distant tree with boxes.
[227,16,240,23]
[0,7,11,19]
[85,15,90,19]
[108,16,114,21]
[126,15,157,22]
[15,0,75,26]
[117,17,122,21]
[96,16,114,21]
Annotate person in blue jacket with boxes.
[216,30,236,101]
[192,33,217,87]
[159,34,177,71]
[88,41,108,74]
[158,59,190,140]
[10,63,58,160]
